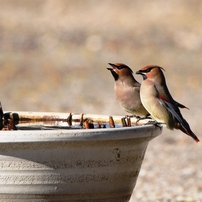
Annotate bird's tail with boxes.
[177,123,200,143]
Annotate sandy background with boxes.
[0,0,202,201]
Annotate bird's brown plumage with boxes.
[136,65,199,142]
[107,63,149,117]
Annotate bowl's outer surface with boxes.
[0,125,162,201]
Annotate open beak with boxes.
[107,63,119,81]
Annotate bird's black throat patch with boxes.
[107,68,119,81]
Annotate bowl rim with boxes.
[0,124,162,143]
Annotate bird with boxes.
[107,63,149,118]
[136,65,199,143]
[107,63,187,117]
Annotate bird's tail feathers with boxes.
[177,123,200,143]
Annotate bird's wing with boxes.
[174,100,189,109]
[154,84,187,127]
[158,97,199,142]
[158,98,183,123]
[158,98,190,131]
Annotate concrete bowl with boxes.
[0,113,162,202]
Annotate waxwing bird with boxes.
[107,63,149,117]
[136,65,199,143]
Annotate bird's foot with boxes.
[125,115,140,119]
[136,114,151,123]
[144,120,163,128]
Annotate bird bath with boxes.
[0,111,162,202]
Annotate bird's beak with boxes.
[108,63,117,70]
[107,63,119,81]
[136,70,147,80]
[108,63,115,67]
[136,70,142,75]
[107,63,118,72]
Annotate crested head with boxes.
[107,63,134,81]
[136,65,165,82]
[139,65,165,72]
[108,63,133,73]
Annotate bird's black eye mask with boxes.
[137,66,165,74]
[136,66,165,80]
[138,67,153,74]
[136,68,153,80]
[108,63,133,73]
[114,64,133,74]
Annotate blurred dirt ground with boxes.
[0,1,202,201]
